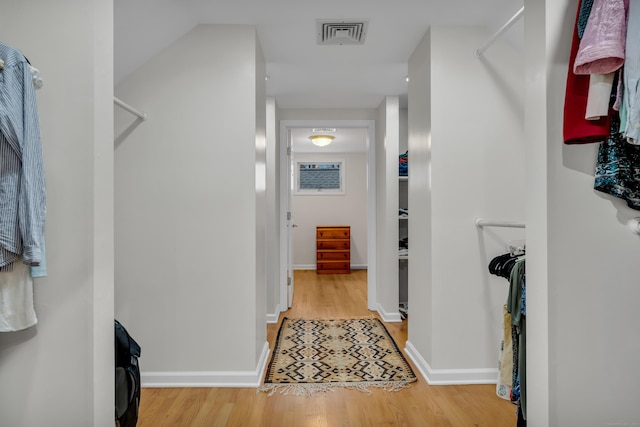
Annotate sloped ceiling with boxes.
[115,0,524,111]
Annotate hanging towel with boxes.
[564,0,611,144]
[0,260,37,332]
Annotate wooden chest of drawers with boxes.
[316,226,351,274]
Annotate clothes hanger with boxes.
[0,50,42,89]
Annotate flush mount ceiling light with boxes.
[310,135,335,147]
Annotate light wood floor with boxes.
[137,270,517,426]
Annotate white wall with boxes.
[406,26,526,381]
[278,109,377,122]
[114,0,196,84]
[253,34,268,364]
[279,107,378,273]
[114,25,268,384]
[399,108,408,153]
[292,152,368,268]
[524,2,551,423]
[0,1,114,426]
[526,1,640,425]
[266,98,281,321]
[375,97,401,320]
[407,28,434,364]
[430,26,525,369]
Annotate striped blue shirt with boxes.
[0,43,46,270]
[624,1,640,144]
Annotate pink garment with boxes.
[574,0,629,75]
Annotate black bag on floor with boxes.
[115,319,142,427]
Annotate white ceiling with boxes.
[291,128,368,154]
[114,0,524,151]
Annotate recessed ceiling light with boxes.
[312,128,336,133]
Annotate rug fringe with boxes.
[257,379,416,397]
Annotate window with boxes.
[295,161,345,195]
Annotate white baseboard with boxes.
[376,303,402,323]
[405,341,498,385]
[141,341,271,388]
[266,304,281,324]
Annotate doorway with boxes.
[278,119,377,314]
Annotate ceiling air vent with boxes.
[316,19,369,45]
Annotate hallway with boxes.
[137,270,517,426]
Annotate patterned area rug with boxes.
[258,317,417,396]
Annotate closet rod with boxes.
[475,218,525,229]
[475,6,524,57]
[114,97,147,120]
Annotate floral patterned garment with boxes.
[594,113,640,210]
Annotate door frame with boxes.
[278,119,377,312]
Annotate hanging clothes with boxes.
[577,0,596,38]
[0,43,46,270]
[507,259,526,421]
[564,0,611,144]
[0,260,37,332]
[0,43,46,332]
[576,0,629,121]
[399,151,408,176]
[594,112,640,209]
[496,304,514,401]
[573,0,629,75]
[623,0,640,144]
[489,250,525,407]
[585,72,616,120]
